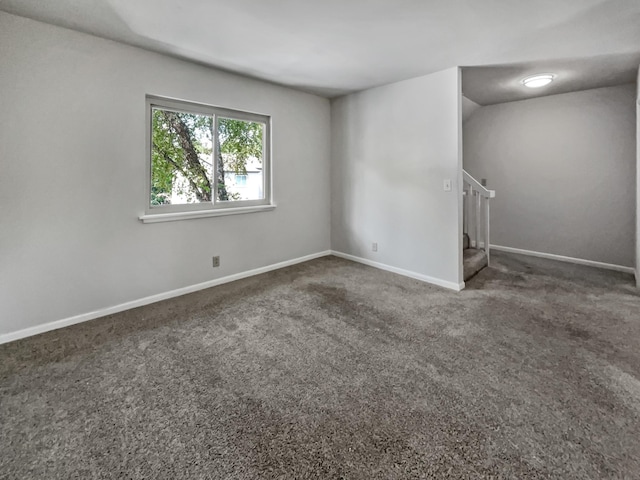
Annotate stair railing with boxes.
[463,170,495,263]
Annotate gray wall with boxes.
[637,68,640,285]
[331,68,463,288]
[461,96,481,124]
[0,12,331,338]
[464,84,636,268]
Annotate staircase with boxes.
[463,171,495,281]
[463,233,487,281]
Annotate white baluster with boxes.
[485,199,491,264]
[463,187,468,236]
[475,190,481,249]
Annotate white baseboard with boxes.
[0,250,333,345]
[490,245,636,275]
[331,250,464,292]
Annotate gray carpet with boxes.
[1,252,639,479]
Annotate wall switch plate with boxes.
[372,242,378,252]
[212,256,220,267]
[443,179,452,192]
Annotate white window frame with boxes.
[140,95,273,223]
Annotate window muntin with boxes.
[146,96,270,214]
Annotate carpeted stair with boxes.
[463,233,488,281]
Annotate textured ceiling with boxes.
[462,52,640,105]
[1,0,639,99]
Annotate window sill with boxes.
[139,204,276,224]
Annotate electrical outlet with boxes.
[372,242,378,252]
[212,256,220,267]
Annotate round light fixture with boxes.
[521,74,555,88]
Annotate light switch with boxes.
[443,179,452,192]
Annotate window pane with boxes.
[217,118,264,202]
[235,174,247,187]
[151,108,213,205]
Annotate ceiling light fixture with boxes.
[521,74,555,88]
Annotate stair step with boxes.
[463,248,488,281]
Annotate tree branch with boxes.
[153,141,205,201]
[162,111,213,201]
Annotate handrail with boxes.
[462,170,495,265]
[463,170,495,198]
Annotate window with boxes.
[143,96,271,221]
[234,174,248,187]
